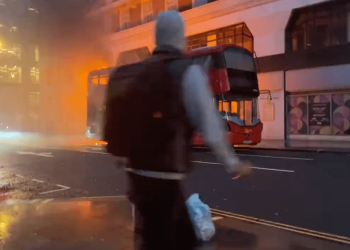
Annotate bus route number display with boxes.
[308,102,330,126]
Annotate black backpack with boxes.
[104,54,193,171]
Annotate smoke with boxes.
[34,0,111,136]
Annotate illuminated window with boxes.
[239,100,244,120]
[231,101,237,114]
[35,46,39,62]
[30,67,40,83]
[29,92,40,107]
[222,101,229,112]
[218,100,223,112]
[142,0,153,23]
[166,0,177,11]
[99,75,109,85]
[121,8,131,29]
[187,23,254,52]
[0,65,21,83]
[10,27,18,32]
[92,76,98,84]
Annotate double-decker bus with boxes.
[187,44,263,146]
[86,68,112,139]
[86,44,264,146]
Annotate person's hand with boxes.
[232,161,254,179]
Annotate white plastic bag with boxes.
[186,193,216,241]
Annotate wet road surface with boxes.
[0,197,349,250]
[0,143,350,240]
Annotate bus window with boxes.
[99,75,109,85]
[244,100,253,126]
[231,101,237,114]
[218,100,223,112]
[92,76,98,84]
[223,101,229,112]
[239,101,244,120]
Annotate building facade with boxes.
[0,0,41,132]
[89,0,350,141]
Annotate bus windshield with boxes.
[224,47,255,72]
[218,98,259,126]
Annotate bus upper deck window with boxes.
[231,101,237,114]
[92,76,98,84]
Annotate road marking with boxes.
[71,195,127,200]
[212,216,224,221]
[210,208,350,245]
[15,174,25,179]
[238,153,313,161]
[191,161,294,173]
[251,166,294,173]
[30,199,40,203]
[41,199,54,204]
[32,179,45,183]
[201,152,313,161]
[17,151,54,158]
[39,184,70,195]
[79,150,109,155]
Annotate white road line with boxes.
[56,184,70,189]
[212,216,224,221]
[251,166,294,173]
[30,199,40,203]
[39,184,70,195]
[192,161,220,165]
[238,153,313,161]
[32,179,45,183]
[79,150,109,155]
[17,151,54,157]
[191,161,294,173]
[41,199,54,204]
[15,174,25,179]
[72,195,127,200]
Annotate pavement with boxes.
[0,197,349,250]
[1,139,350,249]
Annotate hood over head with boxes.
[155,11,186,52]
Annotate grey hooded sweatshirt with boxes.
[155,11,240,173]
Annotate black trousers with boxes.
[127,172,197,250]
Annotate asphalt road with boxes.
[0,143,349,238]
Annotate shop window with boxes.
[332,93,350,135]
[308,94,331,135]
[187,23,254,53]
[287,95,308,135]
[286,1,350,52]
[288,93,350,136]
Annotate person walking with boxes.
[105,10,254,250]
